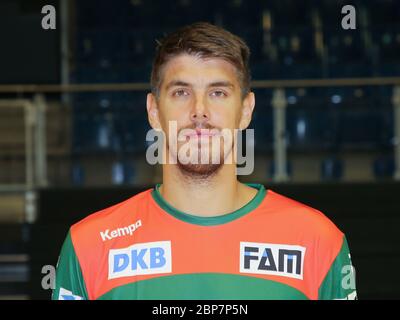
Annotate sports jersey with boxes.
[52,183,357,300]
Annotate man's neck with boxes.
[159,164,257,217]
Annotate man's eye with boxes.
[210,90,227,97]
[173,90,189,97]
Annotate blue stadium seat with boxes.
[325,28,365,62]
[326,87,373,109]
[325,28,372,78]
[124,63,152,82]
[76,28,128,64]
[371,26,400,75]
[328,61,373,78]
[377,63,400,77]
[251,89,273,152]
[253,88,338,152]
[111,160,136,185]
[268,161,293,179]
[114,105,150,154]
[274,27,318,63]
[71,162,85,186]
[251,113,273,153]
[286,106,336,151]
[72,110,120,153]
[264,26,323,79]
[321,156,344,181]
[337,108,384,149]
[373,155,395,179]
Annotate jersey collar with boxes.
[151,183,267,226]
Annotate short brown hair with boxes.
[150,22,251,98]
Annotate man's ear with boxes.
[239,92,255,130]
[146,93,162,130]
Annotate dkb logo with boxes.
[108,241,172,279]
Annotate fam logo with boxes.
[240,242,306,280]
[108,241,172,279]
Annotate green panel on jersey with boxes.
[151,183,267,226]
[52,230,89,300]
[97,273,308,300]
[318,236,357,300]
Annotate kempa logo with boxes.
[108,241,172,279]
[240,242,306,280]
[100,219,142,242]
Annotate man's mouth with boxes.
[184,128,220,138]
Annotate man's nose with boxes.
[190,95,209,123]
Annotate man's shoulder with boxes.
[69,187,153,243]
[262,188,344,241]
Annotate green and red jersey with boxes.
[52,183,357,300]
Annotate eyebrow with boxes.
[208,81,235,89]
[165,80,190,91]
[165,80,235,91]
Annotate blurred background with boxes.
[0,0,399,299]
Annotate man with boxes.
[53,22,357,300]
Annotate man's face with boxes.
[147,53,254,177]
